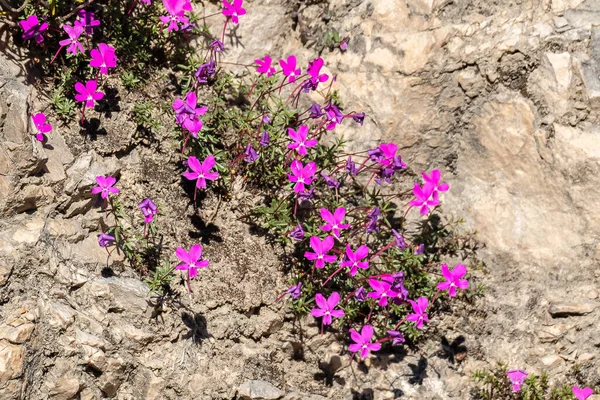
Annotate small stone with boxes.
[0,343,25,385]
[0,323,35,344]
[578,353,595,362]
[548,301,598,317]
[0,261,12,286]
[553,16,569,28]
[540,354,563,368]
[587,289,599,299]
[45,301,76,330]
[49,375,80,400]
[75,329,107,350]
[237,380,283,400]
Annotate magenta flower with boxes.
[288,160,316,193]
[409,183,438,215]
[175,244,209,279]
[573,387,594,400]
[422,169,449,194]
[31,113,52,142]
[280,55,301,83]
[304,236,336,269]
[20,15,48,44]
[287,125,317,156]
[160,0,192,31]
[506,370,528,392]
[437,264,469,297]
[98,233,115,248]
[341,245,369,276]
[255,55,276,77]
[222,0,246,24]
[183,155,219,189]
[319,207,351,238]
[75,10,101,35]
[407,297,429,330]
[367,278,399,307]
[75,80,104,109]
[91,176,119,199]
[59,24,84,55]
[349,325,381,358]
[90,44,118,75]
[311,292,344,326]
[306,57,329,88]
[172,93,208,137]
[138,198,158,223]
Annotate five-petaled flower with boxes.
[75,80,104,108]
[138,198,158,223]
[31,113,52,142]
[172,92,208,137]
[280,55,301,83]
[288,160,316,193]
[349,325,381,358]
[160,0,192,31]
[255,55,276,77]
[304,236,336,269]
[90,43,118,74]
[437,264,469,297]
[303,57,329,91]
[59,24,84,56]
[75,10,101,35]
[340,245,369,276]
[92,176,119,199]
[423,169,449,195]
[97,233,115,248]
[311,292,344,326]
[409,183,438,215]
[506,370,528,392]
[175,244,209,279]
[407,297,429,330]
[367,278,398,307]
[572,386,594,400]
[222,0,246,24]
[20,15,48,44]
[287,125,317,156]
[319,207,351,238]
[183,155,220,190]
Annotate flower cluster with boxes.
[506,370,594,400]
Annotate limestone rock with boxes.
[548,301,598,317]
[48,375,80,400]
[0,343,25,385]
[0,323,35,344]
[238,380,284,400]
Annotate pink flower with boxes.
[573,387,594,400]
[437,264,469,297]
[183,155,219,189]
[175,244,209,279]
[287,125,317,156]
[349,325,381,358]
[304,236,336,269]
[173,92,207,137]
[367,278,398,307]
[311,292,344,325]
[59,24,84,55]
[31,113,52,142]
[319,207,351,238]
[307,57,329,86]
[75,10,100,35]
[160,0,192,31]
[506,370,528,392]
[222,0,246,24]
[422,169,449,194]
[91,176,119,199]
[406,297,429,329]
[340,245,369,276]
[280,55,301,83]
[288,160,316,193]
[74,80,104,108]
[255,55,276,77]
[409,183,438,215]
[20,15,48,44]
[90,44,118,75]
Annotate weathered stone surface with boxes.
[238,380,283,400]
[0,343,25,385]
[548,301,598,317]
[0,323,35,344]
[48,375,80,400]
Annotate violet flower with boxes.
[407,297,429,330]
[255,55,276,77]
[319,207,351,238]
[437,264,469,297]
[262,115,271,124]
[259,131,270,147]
[160,0,192,32]
[324,103,344,130]
[195,59,216,83]
[20,15,48,44]
[346,156,357,176]
[387,330,405,345]
[285,282,302,299]
[98,233,115,248]
[175,244,209,279]
[349,325,381,358]
[506,370,528,392]
[340,245,369,276]
[222,0,246,24]
[367,278,398,307]
[288,160,316,193]
[354,286,366,302]
[288,125,317,156]
[75,80,104,109]
[353,112,365,125]
[320,172,339,189]
[31,113,52,142]
[244,143,259,163]
[572,387,594,400]
[311,292,344,326]
[298,186,315,201]
[414,244,425,255]
[366,207,380,234]
[304,236,336,269]
[138,198,158,223]
[172,93,208,137]
[392,229,406,249]
[75,10,101,35]
[183,155,219,189]
[289,223,304,241]
[385,273,409,304]
[210,39,225,53]
[280,55,301,83]
[91,176,119,199]
[90,44,118,75]
[309,103,323,119]
[59,24,84,56]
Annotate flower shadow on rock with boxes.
[315,355,346,387]
[181,311,210,344]
[437,335,467,365]
[80,118,107,140]
[96,86,121,117]
[188,213,223,244]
